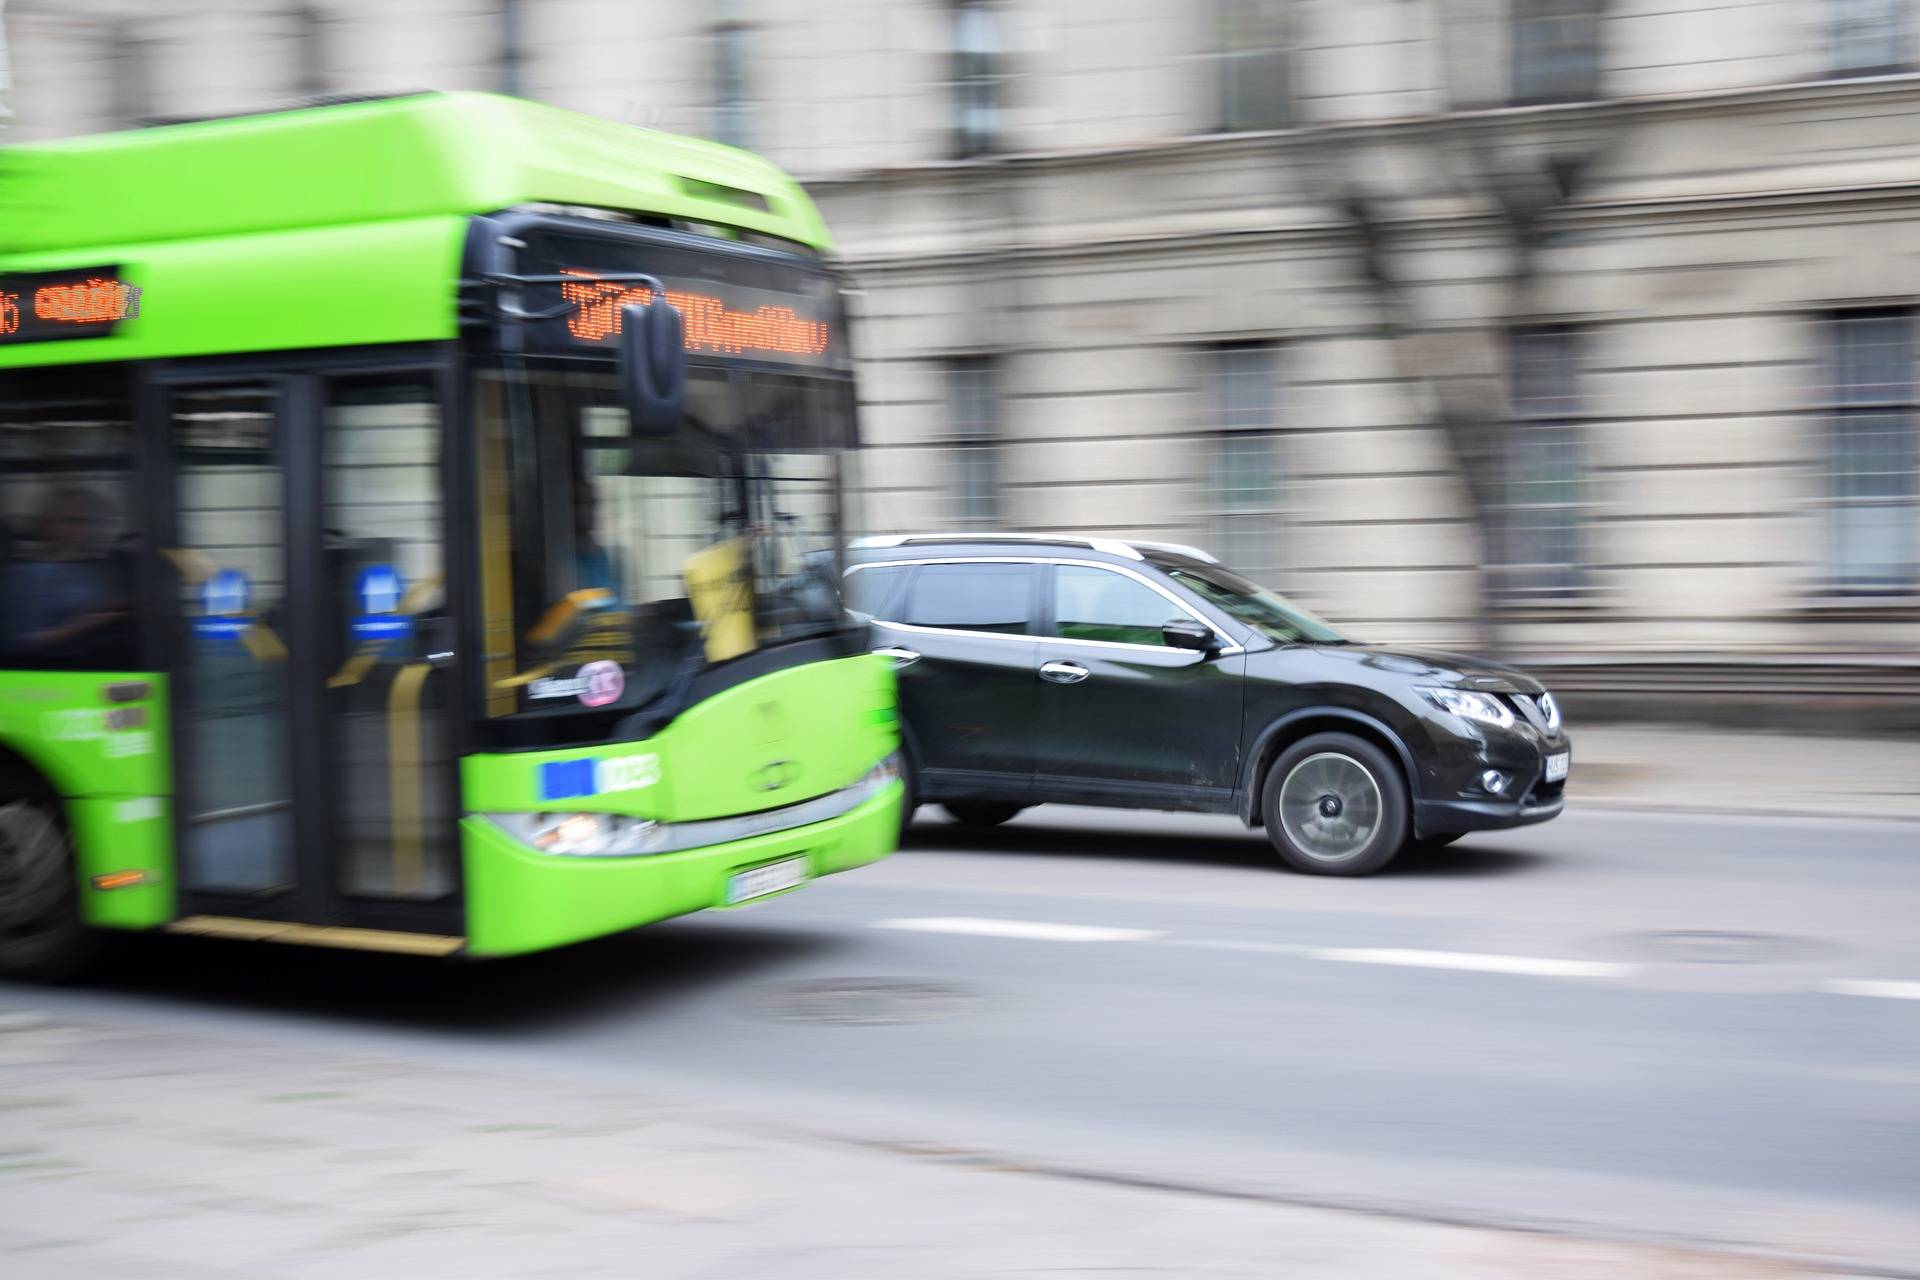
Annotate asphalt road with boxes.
[6,804,1920,1270]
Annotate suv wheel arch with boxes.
[1240,708,1422,827]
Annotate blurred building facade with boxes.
[8,1,1920,683]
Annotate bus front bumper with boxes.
[460,781,902,957]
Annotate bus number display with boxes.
[0,267,141,344]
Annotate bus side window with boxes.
[0,367,141,672]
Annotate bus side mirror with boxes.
[619,298,686,437]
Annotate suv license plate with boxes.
[726,857,809,905]
[1544,752,1569,783]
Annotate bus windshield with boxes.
[478,363,853,722]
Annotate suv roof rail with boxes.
[1126,540,1218,564]
[850,532,1145,561]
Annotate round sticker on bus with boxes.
[578,660,625,708]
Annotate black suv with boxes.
[846,534,1569,876]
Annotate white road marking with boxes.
[867,919,1915,1000]
[870,917,1164,943]
[1304,948,1631,980]
[1825,979,1920,1001]
[1178,939,1315,957]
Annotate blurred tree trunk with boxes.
[1310,1,1619,656]
[0,0,12,143]
[1329,131,1616,657]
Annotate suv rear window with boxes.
[901,562,1034,634]
[845,563,909,617]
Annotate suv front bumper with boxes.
[1415,790,1563,834]
[1413,716,1570,837]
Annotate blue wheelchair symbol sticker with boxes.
[352,563,413,642]
[193,568,253,642]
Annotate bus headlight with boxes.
[863,753,902,793]
[486,810,665,857]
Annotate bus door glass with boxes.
[319,374,453,900]
[167,383,296,894]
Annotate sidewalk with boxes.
[1566,722,1920,821]
[0,1009,1875,1279]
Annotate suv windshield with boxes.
[476,362,850,721]
[1166,565,1347,645]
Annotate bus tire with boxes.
[0,788,98,982]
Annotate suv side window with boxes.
[1053,565,1186,646]
[901,562,1035,635]
[845,563,910,618]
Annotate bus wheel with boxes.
[0,795,96,982]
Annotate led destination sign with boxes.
[522,229,846,371]
[561,269,833,365]
[0,267,140,344]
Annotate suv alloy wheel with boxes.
[1260,733,1410,876]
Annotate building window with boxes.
[1511,0,1602,105]
[1826,311,1918,593]
[947,357,1000,524]
[1201,345,1284,586]
[711,8,752,148]
[1215,0,1291,131]
[1831,0,1911,76]
[1502,328,1588,598]
[948,1,1004,158]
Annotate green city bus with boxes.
[0,92,901,977]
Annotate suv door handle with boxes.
[873,646,921,668]
[1040,660,1089,684]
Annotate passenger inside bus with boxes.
[0,486,134,668]
[571,473,622,601]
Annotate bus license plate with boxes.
[1545,752,1569,783]
[726,857,809,905]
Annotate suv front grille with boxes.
[1504,693,1558,734]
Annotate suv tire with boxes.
[0,789,97,982]
[898,752,920,840]
[1261,733,1409,877]
[942,801,1025,828]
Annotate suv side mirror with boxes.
[619,296,686,437]
[1162,618,1219,652]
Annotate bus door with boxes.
[164,380,300,905]
[160,369,457,929]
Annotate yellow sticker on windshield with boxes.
[685,537,755,662]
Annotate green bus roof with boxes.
[0,92,833,368]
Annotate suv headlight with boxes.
[1417,686,1515,729]
[1538,691,1562,733]
[484,810,666,857]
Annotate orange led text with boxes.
[561,270,829,358]
[34,278,141,324]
